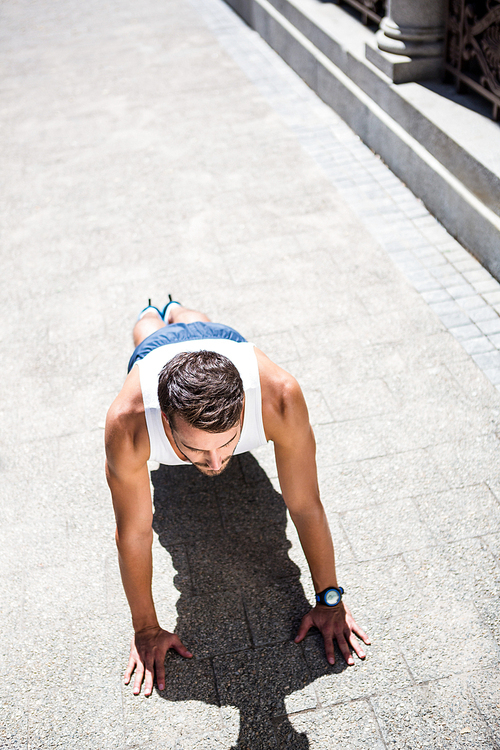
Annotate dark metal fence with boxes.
[330,0,386,26]
[445,0,500,120]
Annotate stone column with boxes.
[365,0,447,83]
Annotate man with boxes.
[105,298,370,697]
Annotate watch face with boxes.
[325,588,340,606]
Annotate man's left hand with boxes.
[294,603,370,666]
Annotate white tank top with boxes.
[137,338,268,465]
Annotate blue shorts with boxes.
[127,321,247,372]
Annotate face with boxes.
[167,416,242,476]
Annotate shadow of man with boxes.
[151,452,347,749]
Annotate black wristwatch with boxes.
[315,586,344,607]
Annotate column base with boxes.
[365,43,444,83]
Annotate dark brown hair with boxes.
[158,351,244,432]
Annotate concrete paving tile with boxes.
[472,349,500,370]
[348,308,439,346]
[453,257,485,273]
[441,311,475,329]
[123,688,227,750]
[449,321,483,340]
[355,277,419,316]
[415,485,500,543]
[393,303,446,337]
[0,675,28,748]
[477,316,500,335]
[393,601,499,681]
[275,700,385,749]
[463,268,496,285]
[467,305,499,323]
[314,419,389,466]
[474,279,500,294]
[341,498,435,560]
[445,358,500,408]
[322,378,398,422]
[466,667,500,735]
[322,344,408,384]
[483,366,500,385]
[372,677,498,749]
[242,576,312,645]
[406,270,443,292]
[216,483,287,533]
[317,463,375,513]
[387,331,467,370]
[404,538,500,606]
[220,711,278,750]
[457,294,490,311]
[447,283,477,300]
[421,289,452,303]
[251,329,299,365]
[428,262,460,281]
[196,524,300,589]
[359,449,450,500]
[382,387,489,449]
[461,336,495,355]
[442,274,474,292]
[427,434,500,488]
[22,561,107,622]
[175,590,250,658]
[405,539,500,648]
[152,490,223,545]
[302,630,412,703]
[482,291,500,306]
[420,251,450,269]
[214,642,316,718]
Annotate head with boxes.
[157,350,244,476]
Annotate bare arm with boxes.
[259,355,370,664]
[105,395,191,695]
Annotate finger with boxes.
[155,655,166,692]
[132,662,145,695]
[124,652,136,684]
[323,633,335,666]
[352,623,371,645]
[143,659,155,697]
[336,633,354,666]
[171,636,193,659]
[349,632,366,660]
[294,614,313,644]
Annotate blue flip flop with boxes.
[137,298,163,321]
[161,294,182,323]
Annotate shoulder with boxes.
[254,347,309,442]
[105,366,150,476]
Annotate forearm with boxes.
[290,505,338,593]
[116,528,159,632]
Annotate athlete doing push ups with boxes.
[105,298,370,696]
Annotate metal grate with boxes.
[445,0,500,121]
[329,0,386,26]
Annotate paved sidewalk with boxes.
[1,0,500,748]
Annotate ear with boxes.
[161,412,175,432]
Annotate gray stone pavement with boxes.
[1,0,500,748]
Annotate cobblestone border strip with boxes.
[188,0,500,390]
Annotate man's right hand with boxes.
[124,626,193,696]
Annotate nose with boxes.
[207,450,223,471]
